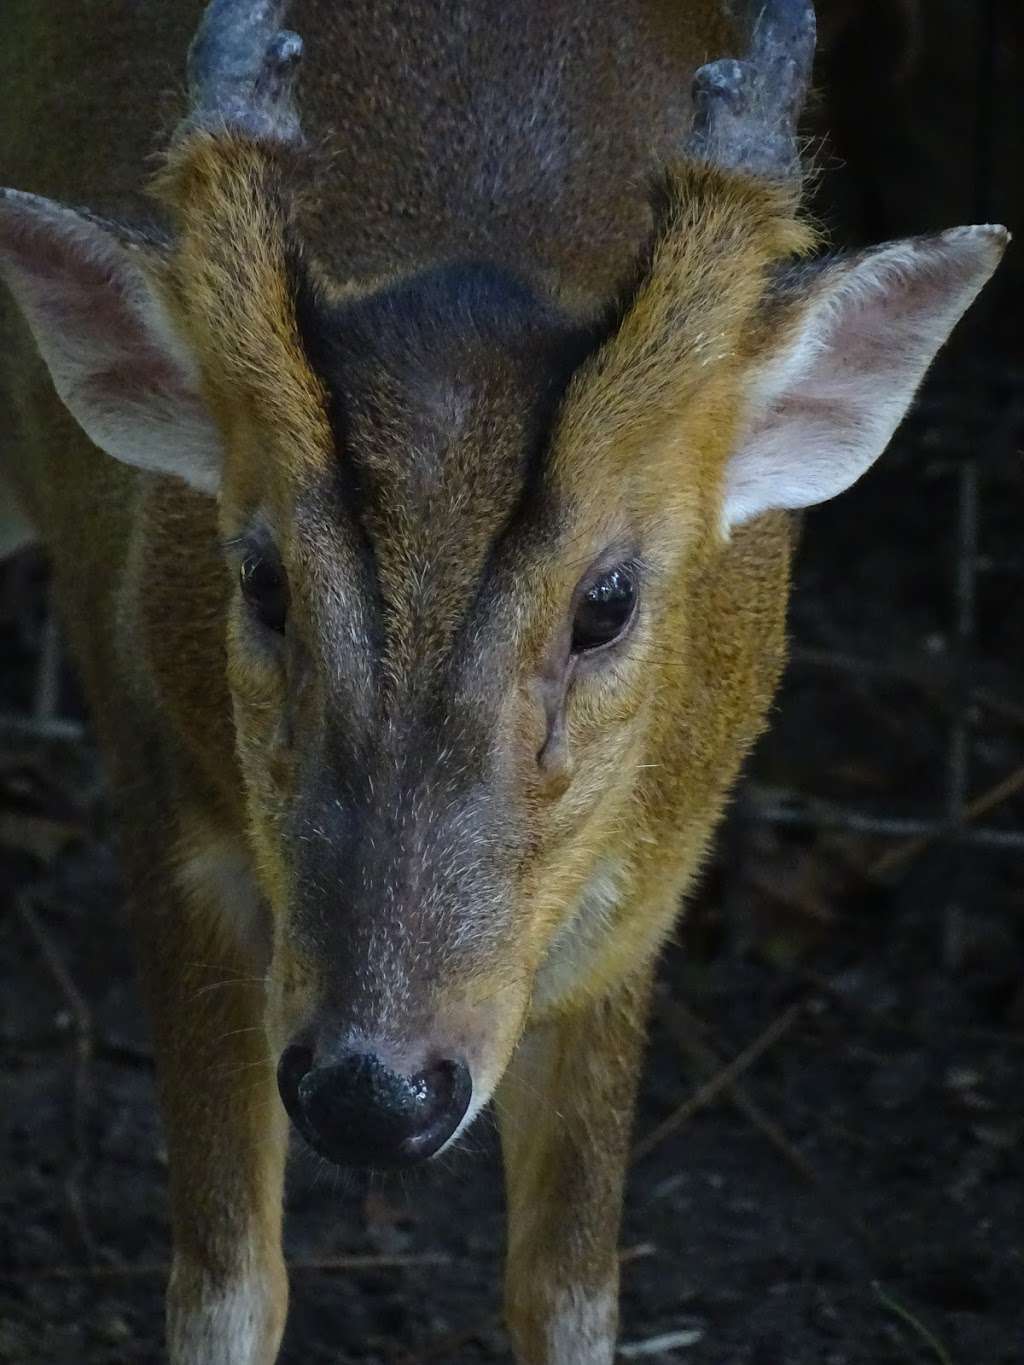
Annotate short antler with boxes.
[178,0,304,143]
[688,0,816,179]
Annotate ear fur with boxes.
[723,224,1009,529]
[0,188,222,492]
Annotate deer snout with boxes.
[277,1043,472,1168]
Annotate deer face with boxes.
[212,255,628,1160]
[0,1,1005,1166]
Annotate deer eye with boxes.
[240,553,288,634]
[571,565,637,655]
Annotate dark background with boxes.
[1,3,1022,1361]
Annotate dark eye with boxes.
[571,565,637,655]
[240,553,288,634]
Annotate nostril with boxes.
[283,1050,473,1168]
[276,1043,314,1122]
[405,1058,472,1157]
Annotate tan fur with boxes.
[0,3,999,1363]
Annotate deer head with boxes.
[0,0,1006,1166]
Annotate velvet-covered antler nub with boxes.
[178,0,304,144]
[688,0,816,180]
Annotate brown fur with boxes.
[2,4,833,1362]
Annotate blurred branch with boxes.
[868,761,1024,880]
[633,1004,802,1162]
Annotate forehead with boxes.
[298,262,598,507]
[289,262,605,649]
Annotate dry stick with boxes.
[16,893,97,1264]
[653,997,879,1255]
[632,1003,801,1162]
[873,1283,956,1365]
[868,760,1024,881]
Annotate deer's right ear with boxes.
[0,189,222,494]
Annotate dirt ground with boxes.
[1,4,1023,1363]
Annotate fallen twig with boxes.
[632,1003,802,1162]
[653,996,878,1254]
[619,1328,704,1356]
[874,1282,956,1365]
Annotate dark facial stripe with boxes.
[289,249,388,664]
[289,255,613,691]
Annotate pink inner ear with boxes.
[83,357,199,416]
[723,227,1008,529]
[0,190,221,489]
[2,203,140,335]
[1,204,184,393]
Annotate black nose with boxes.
[277,1046,472,1168]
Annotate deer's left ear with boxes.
[722,225,1009,530]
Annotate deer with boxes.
[0,0,1006,1361]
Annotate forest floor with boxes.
[1,355,1022,1364]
